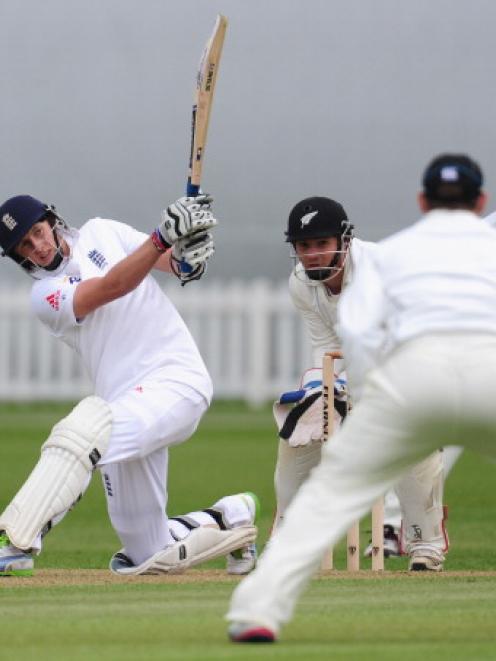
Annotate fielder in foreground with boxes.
[0,193,258,576]
[271,196,447,570]
[227,153,496,642]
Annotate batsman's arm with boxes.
[73,238,168,318]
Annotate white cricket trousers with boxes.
[227,332,496,634]
[99,381,208,565]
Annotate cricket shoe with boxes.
[109,551,135,573]
[224,492,260,575]
[110,525,257,576]
[228,621,276,643]
[408,549,444,572]
[363,524,401,558]
[227,542,257,575]
[0,532,33,577]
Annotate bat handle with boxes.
[181,180,201,278]
[186,179,200,197]
[180,259,193,274]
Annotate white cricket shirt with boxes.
[338,210,496,398]
[288,238,376,370]
[30,218,213,402]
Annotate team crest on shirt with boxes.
[88,249,108,270]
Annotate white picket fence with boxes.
[0,281,312,405]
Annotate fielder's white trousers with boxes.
[227,333,496,634]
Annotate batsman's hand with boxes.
[173,231,215,266]
[158,194,217,246]
[171,231,214,285]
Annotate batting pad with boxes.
[0,396,112,550]
[110,525,257,576]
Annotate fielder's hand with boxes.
[158,194,217,247]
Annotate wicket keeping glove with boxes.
[273,368,347,447]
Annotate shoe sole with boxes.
[409,562,443,572]
[230,627,275,643]
[0,568,33,577]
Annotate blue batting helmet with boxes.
[0,195,54,256]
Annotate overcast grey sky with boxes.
[2,0,496,282]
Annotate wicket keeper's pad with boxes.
[0,396,112,550]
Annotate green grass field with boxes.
[1,401,496,660]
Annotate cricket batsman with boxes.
[0,192,258,576]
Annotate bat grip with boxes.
[180,259,193,274]
[186,180,200,197]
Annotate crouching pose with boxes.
[0,193,258,576]
[227,153,496,643]
[269,197,447,570]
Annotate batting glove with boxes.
[156,194,217,248]
[171,261,207,286]
[171,231,214,285]
[173,231,215,267]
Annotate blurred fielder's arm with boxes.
[337,252,449,561]
[484,210,496,227]
[336,250,388,401]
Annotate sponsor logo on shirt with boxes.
[63,275,81,285]
[46,289,62,311]
[88,249,108,270]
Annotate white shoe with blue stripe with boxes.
[0,532,33,576]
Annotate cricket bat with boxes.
[187,14,228,196]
